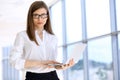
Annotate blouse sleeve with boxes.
[9,33,25,70]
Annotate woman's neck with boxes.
[36,27,43,35]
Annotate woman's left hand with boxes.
[55,58,75,70]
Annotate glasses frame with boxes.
[33,13,48,19]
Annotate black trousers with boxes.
[25,70,60,80]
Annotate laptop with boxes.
[67,43,86,63]
[49,43,87,68]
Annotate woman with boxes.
[9,1,74,80]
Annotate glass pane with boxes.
[116,0,120,30]
[119,34,120,54]
[86,0,111,38]
[2,47,20,80]
[51,1,63,46]
[67,43,84,80]
[88,37,113,80]
[65,0,82,43]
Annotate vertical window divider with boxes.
[81,0,89,80]
[61,0,68,80]
[109,0,119,80]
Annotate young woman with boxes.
[9,1,74,80]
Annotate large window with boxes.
[50,0,119,80]
[65,0,82,43]
[86,0,111,38]
[116,0,120,30]
[88,37,113,80]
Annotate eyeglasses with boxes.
[33,13,48,19]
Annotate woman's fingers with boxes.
[67,58,74,67]
[70,58,75,66]
[41,59,75,69]
[63,58,75,68]
[42,60,62,68]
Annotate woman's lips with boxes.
[37,22,42,24]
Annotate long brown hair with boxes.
[27,1,54,45]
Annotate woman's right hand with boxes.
[24,60,61,69]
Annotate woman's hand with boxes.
[24,60,61,69]
[41,60,62,68]
[55,58,75,70]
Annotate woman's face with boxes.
[33,8,48,29]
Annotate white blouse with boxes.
[9,30,58,73]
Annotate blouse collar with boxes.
[35,30,46,45]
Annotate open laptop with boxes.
[49,43,87,68]
[67,43,86,63]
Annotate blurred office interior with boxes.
[0,0,120,80]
